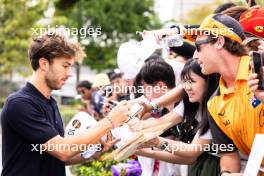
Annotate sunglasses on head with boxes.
[195,38,215,52]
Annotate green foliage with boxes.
[0,97,6,108]
[54,0,161,71]
[59,105,79,126]
[0,0,47,76]
[233,0,248,6]
[256,0,264,6]
[0,0,161,75]
[183,0,264,25]
[0,79,19,107]
[71,159,120,176]
[183,0,230,25]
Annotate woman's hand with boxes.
[137,137,161,149]
[139,28,179,43]
[129,96,152,118]
[102,100,112,117]
[100,132,120,152]
[127,118,144,132]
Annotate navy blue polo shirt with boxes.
[1,82,65,176]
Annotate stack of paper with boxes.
[103,122,172,161]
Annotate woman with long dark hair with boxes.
[136,59,221,176]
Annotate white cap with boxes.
[117,35,160,79]
[92,73,111,88]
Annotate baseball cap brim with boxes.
[185,14,244,44]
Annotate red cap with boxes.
[239,8,264,38]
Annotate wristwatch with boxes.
[149,101,160,113]
[160,141,169,151]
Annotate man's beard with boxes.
[45,72,61,90]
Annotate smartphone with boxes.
[251,51,264,90]
[104,100,117,110]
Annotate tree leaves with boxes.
[0,0,47,76]
[0,0,161,76]
[55,0,161,71]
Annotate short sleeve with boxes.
[5,98,59,144]
[208,116,237,153]
[173,100,184,117]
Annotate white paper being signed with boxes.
[111,124,134,148]
[244,134,264,176]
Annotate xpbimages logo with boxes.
[98,85,168,98]
[31,142,102,154]
[31,25,102,39]
[162,143,235,155]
